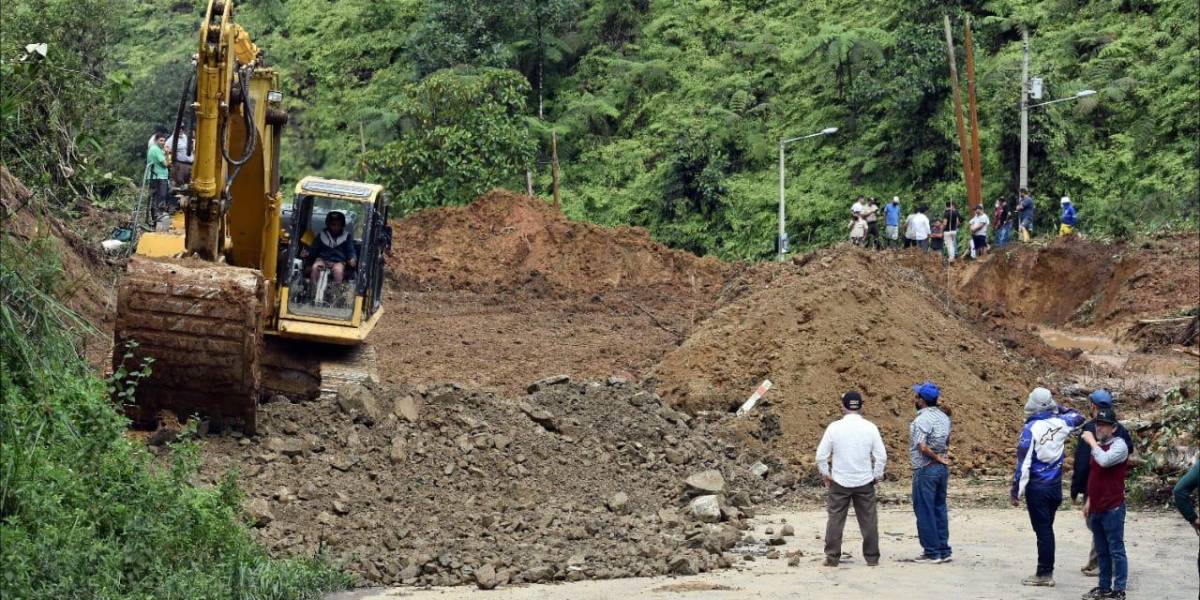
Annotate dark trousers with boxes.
[1026,484,1062,576]
[1090,503,1127,592]
[824,481,880,563]
[912,463,951,559]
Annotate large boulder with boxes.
[689,495,722,523]
[337,382,382,424]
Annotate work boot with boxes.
[1080,587,1111,599]
[1021,574,1056,587]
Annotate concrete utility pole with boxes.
[1019,27,1030,190]
[777,127,837,261]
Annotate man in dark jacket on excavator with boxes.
[304,211,357,285]
[1071,389,1134,577]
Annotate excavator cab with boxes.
[275,177,390,345]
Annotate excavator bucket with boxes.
[114,257,265,433]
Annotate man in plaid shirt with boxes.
[909,380,953,563]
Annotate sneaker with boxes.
[823,557,839,567]
[865,561,879,567]
[1081,566,1100,577]
[1081,587,1112,599]
[935,555,953,564]
[1021,575,1056,587]
[911,555,939,564]
[1108,592,1125,600]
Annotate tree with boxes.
[364,68,535,213]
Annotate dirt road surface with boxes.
[330,507,1197,600]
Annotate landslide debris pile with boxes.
[201,378,794,587]
[652,248,1050,476]
[386,189,732,298]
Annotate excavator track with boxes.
[114,257,265,433]
[262,338,378,401]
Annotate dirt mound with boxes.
[948,235,1200,330]
[387,190,732,298]
[200,379,794,587]
[372,190,737,394]
[651,247,1058,476]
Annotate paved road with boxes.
[329,507,1198,600]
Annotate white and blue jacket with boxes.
[1011,406,1085,499]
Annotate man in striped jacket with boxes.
[1011,387,1086,587]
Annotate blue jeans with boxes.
[1090,503,1127,591]
[1026,484,1062,576]
[996,223,1012,247]
[913,463,951,558]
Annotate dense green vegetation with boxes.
[0,232,349,599]
[5,0,1198,259]
[79,0,1195,259]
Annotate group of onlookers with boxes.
[848,188,1079,260]
[814,384,1200,599]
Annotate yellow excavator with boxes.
[115,0,390,434]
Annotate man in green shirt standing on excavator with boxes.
[146,133,170,219]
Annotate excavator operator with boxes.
[302,211,358,286]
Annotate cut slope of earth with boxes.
[651,248,1064,476]
[945,235,1200,331]
[1,166,118,366]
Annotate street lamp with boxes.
[778,126,837,261]
[1019,88,1096,188]
[1029,89,1096,108]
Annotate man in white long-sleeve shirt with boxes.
[816,391,888,567]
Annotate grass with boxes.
[0,232,349,600]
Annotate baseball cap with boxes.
[912,381,940,404]
[1025,387,1055,415]
[1088,389,1113,408]
[1094,407,1118,425]
[842,391,863,411]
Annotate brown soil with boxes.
[375,191,735,394]
[1,166,119,365]
[942,235,1200,332]
[199,379,790,586]
[650,247,1066,477]
[387,189,732,297]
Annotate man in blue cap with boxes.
[908,380,952,563]
[1071,389,1134,577]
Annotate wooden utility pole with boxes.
[943,15,976,211]
[551,130,560,209]
[964,18,984,211]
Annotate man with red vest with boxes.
[1080,407,1130,600]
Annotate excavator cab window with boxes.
[284,194,371,321]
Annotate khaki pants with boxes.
[825,481,880,563]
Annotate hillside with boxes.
[8,0,1192,262]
